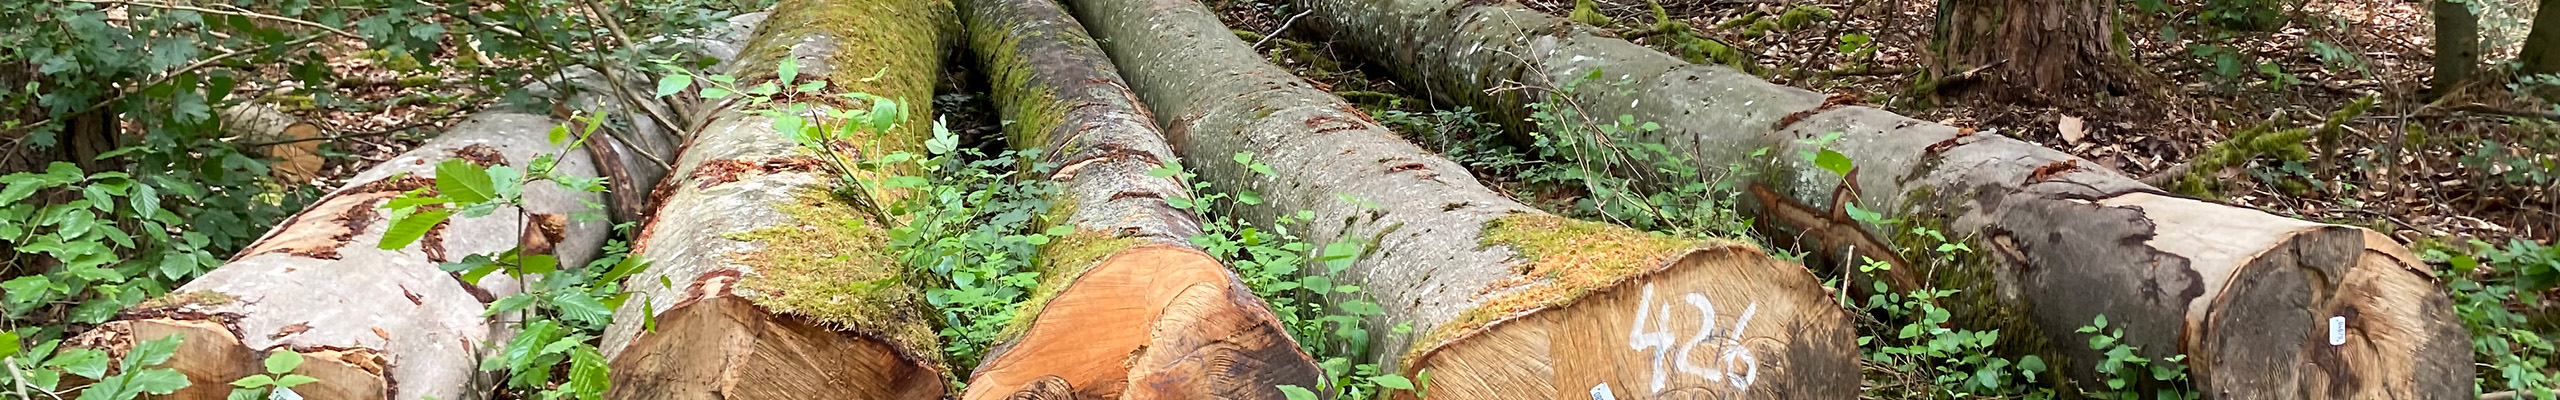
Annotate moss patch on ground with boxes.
[726,188,943,366]
[1406,212,1741,365]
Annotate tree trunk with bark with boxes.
[67,113,612,400]
[595,1,956,399]
[2433,0,2480,98]
[1931,0,2141,104]
[2522,0,2560,75]
[1293,0,2474,397]
[956,0,1324,398]
[1069,0,1859,398]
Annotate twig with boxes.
[1252,10,1313,50]
[2451,104,2560,121]
[73,0,362,39]
[3,34,328,137]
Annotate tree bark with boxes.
[66,113,611,400]
[1293,0,2474,397]
[1069,0,1859,398]
[956,0,1324,398]
[1932,0,2140,104]
[2522,0,2560,76]
[595,1,956,399]
[2433,0,2480,98]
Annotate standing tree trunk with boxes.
[596,1,956,399]
[2433,0,2480,98]
[68,113,612,400]
[1293,0,2474,398]
[1932,0,2141,104]
[956,0,1324,398]
[2522,0,2560,76]
[1069,0,1860,398]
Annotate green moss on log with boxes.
[725,188,943,366]
[1404,213,1740,365]
[731,0,954,161]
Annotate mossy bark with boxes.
[957,0,1322,397]
[71,113,611,400]
[2523,0,2560,76]
[596,0,955,398]
[1293,0,2473,397]
[1069,0,1857,398]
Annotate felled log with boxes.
[70,112,611,400]
[1067,0,1858,398]
[956,0,1323,398]
[218,103,327,182]
[594,1,956,399]
[1290,0,2474,397]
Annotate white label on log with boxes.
[1630,283,1760,393]
[1590,383,1616,400]
[2328,316,2346,346]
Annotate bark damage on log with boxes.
[1292,0,2472,397]
[69,113,609,400]
[597,0,955,399]
[957,0,1322,398]
[1069,0,1858,398]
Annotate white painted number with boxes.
[1629,283,1760,394]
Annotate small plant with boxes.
[1145,154,1422,399]
[377,112,631,400]
[2075,315,2198,400]
[1519,69,1755,240]
[227,351,320,400]
[1,332,192,400]
[2429,239,2560,399]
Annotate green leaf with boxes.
[125,368,191,395]
[265,350,305,374]
[1814,148,1853,176]
[435,159,495,204]
[126,334,184,369]
[549,125,570,145]
[654,74,692,97]
[520,254,559,275]
[487,294,538,316]
[553,291,613,325]
[869,98,900,132]
[566,346,609,400]
[0,331,16,358]
[226,388,268,400]
[1371,374,1415,390]
[231,374,277,388]
[272,374,319,388]
[377,209,451,250]
[777,58,798,87]
[1275,385,1318,400]
[48,349,110,379]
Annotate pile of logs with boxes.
[49,0,2469,399]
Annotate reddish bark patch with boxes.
[1772,94,1860,131]
[2027,160,2082,184]
[681,268,749,302]
[1305,114,1365,134]
[690,156,830,189]
[451,143,509,167]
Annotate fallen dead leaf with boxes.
[373,326,392,340]
[2059,114,2087,144]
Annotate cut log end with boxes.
[1404,246,1859,400]
[608,295,945,400]
[72,319,392,400]
[966,245,1319,400]
[2198,228,2472,399]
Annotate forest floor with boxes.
[1214,0,2559,248]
